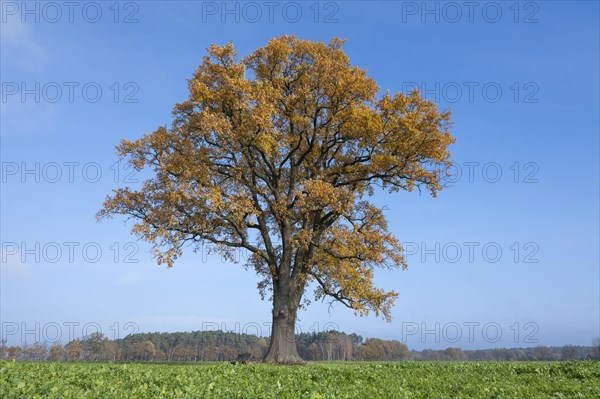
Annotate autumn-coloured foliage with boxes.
[98,36,454,362]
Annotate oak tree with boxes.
[98,36,454,363]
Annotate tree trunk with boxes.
[263,282,304,364]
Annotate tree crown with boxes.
[98,35,454,321]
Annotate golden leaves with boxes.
[306,200,406,320]
[98,35,454,320]
[254,132,279,157]
[295,180,350,214]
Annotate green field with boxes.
[1,360,599,398]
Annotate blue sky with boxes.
[1,1,598,350]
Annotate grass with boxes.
[1,360,599,398]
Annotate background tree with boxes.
[444,347,466,361]
[105,341,120,361]
[533,346,558,361]
[82,332,109,361]
[49,343,66,361]
[66,338,84,361]
[560,345,580,360]
[0,339,7,360]
[6,346,21,360]
[144,340,157,361]
[359,338,409,361]
[98,35,454,363]
[23,342,47,361]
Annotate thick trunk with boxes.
[263,281,304,364]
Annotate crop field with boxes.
[1,360,599,398]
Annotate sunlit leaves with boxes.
[98,35,455,320]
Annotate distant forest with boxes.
[2,330,598,362]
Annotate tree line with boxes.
[1,330,598,362]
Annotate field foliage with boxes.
[1,360,599,398]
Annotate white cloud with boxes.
[1,11,49,73]
[0,248,32,278]
[113,270,150,286]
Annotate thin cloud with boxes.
[1,13,49,73]
[0,249,33,278]
[113,270,150,286]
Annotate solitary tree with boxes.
[98,36,454,363]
